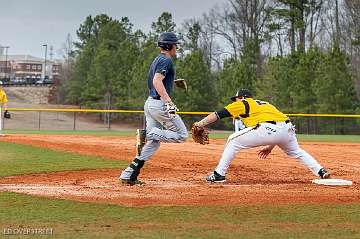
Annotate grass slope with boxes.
[0,141,126,177]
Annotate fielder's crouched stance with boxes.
[119,32,188,185]
[194,89,330,183]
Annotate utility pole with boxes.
[42,44,48,80]
[1,46,10,80]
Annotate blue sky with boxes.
[0,0,227,58]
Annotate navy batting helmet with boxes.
[230,89,253,101]
[157,32,180,51]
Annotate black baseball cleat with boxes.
[120,179,145,186]
[120,158,146,186]
[318,168,330,179]
[206,171,226,183]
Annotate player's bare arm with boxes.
[194,112,219,127]
[153,73,171,102]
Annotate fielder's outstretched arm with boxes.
[195,108,233,127]
[195,112,218,127]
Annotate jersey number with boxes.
[255,100,268,105]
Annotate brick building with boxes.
[0,54,61,83]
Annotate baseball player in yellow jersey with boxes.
[194,89,330,183]
[0,82,10,135]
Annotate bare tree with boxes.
[343,0,360,99]
[52,33,75,104]
[197,0,275,75]
[272,0,325,53]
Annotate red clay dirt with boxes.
[0,134,359,206]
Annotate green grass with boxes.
[0,142,127,177]
[0,138,359,238]
[4,129,360,143]
[210,132,360,142]
[0,192,359,239]
[3,129,135,136]
[296,134,360,142]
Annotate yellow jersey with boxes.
[224,98,288,127]
[0,89,8,104]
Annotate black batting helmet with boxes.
[230,89,253,101]
[157,32,180,51]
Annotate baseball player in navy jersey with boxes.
[120,32,188,185]
[194,89,330,183]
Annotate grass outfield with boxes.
[3,129,360,142]
[0,142,126,177]
[0,192,359,239]
[0,140,359,238]
[3,129,135,136]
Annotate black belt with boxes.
[265,120,290,125]
[150,96,161,100]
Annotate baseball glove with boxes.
[3,110,10,119]
[191,124,209,145]
[174,79,187,91]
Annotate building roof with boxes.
[0,54,62,64]
[0,54,44,62]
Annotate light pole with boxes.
[0,46,9,80]
[42,44,48,80]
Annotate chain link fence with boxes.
[2,108,360,135]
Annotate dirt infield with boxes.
[0,134,359,206]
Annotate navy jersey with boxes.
[147,53,175,99]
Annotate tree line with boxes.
[53,0,360,132]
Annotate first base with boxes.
[312,179,353,186]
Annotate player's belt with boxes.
[150,96,161,100]
[265,120,290,125]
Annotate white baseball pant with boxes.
[215,122,323,176]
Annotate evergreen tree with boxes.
[175,49,216,112]
[314,48,358,113]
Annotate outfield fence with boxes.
[2,108,360,135]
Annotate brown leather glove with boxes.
[191,124,209,145]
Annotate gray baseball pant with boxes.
[138,97,188,161]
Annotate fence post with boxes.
[38,111,41,130]
[142,113,146,129]
[73,112,76,131]
[108,112,111,130]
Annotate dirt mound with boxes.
[0,135,359,206]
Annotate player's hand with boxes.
[258,145,274,159]
[165,101,178,117]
